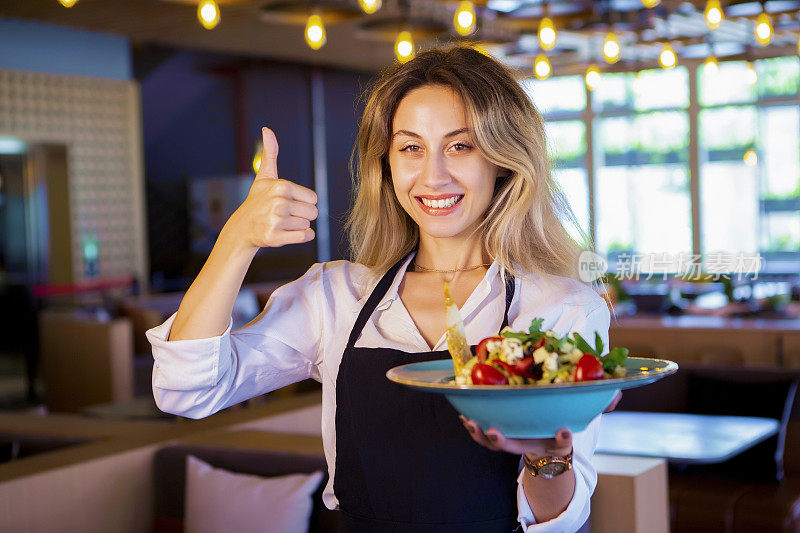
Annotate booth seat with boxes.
[152,431,338,532]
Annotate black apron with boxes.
[334,253,521,532]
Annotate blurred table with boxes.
[597,411,779,464]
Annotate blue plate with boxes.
[386,357,678,438]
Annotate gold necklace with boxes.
[412,261,492,273]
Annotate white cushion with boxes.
[184,455,324,533]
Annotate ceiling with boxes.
[2,0,799,75]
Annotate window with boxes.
[523,57,799,275]
[699,57,800,273]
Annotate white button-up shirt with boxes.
[147,252,611,533]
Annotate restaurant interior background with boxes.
[0,0,800,531]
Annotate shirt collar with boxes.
[365,251,502,314]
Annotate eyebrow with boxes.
[392,127,470,141]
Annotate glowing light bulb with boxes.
[603,32,621,64]
[703,55,719,75]
[659,43,677,69]
[454,1,476,36]
[395,31,415,63]
[253,141,262,173]
[585,65,601,90]
[755,11,772,46]
[57,0,78,7]
[534,54,551,79]
[744,149,757,166]
[745,62,757,85]
[641,0,660,6]
[538,17,556,51]
[705,0,723,30]
[198,0,220,30]
[305,14,326,50]
[358,0,382,15]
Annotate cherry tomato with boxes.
[513,357,535,376]
[574,354,604,382]
[475,336,503,361]
[533,337,546,349]
[471,363,509,385]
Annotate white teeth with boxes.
[420,195,461,209]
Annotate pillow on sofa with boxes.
[685,373,798,482]
[185,455,324,533]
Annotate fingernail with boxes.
[559,429,571,440]
[487,432,498,442]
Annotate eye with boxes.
[400,144,421,152]
[451,142,472,152]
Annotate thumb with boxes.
[256,126,279,180]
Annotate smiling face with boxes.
[388,84,501,242]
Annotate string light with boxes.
[755,10,772,46]
[534,54,551,79]
[454,1,476,36]
[745,61,757,85]
[538,17,556,51]
[703,54,719,75]
[744,149,758,166]
[641,0,660,6]
[197,0,220,30]
[603,32,620,64]
[705,0,723,30]
[57,0,78,7]
[585,65,601,91]
[358,0,381,15]
[305,13,326,50]
[395,31,415,63]
[659,43,677,69]
[253,141,262,173]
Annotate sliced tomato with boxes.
[574,354,604,382]
[475,335,503,361]
[471,363,509,385]
[491,360,516,377]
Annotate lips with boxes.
[416,194,464,209]
[415,194,464,215]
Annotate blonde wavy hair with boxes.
[345,43,593,285]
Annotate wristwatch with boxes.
[522,450,573,479]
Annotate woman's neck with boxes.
[413,233,491,272]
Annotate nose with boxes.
[420,151,452,188]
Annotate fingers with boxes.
[257,127,279,180]
[604,391,622,413]
[459,415,502,451]
[552,428,572,453]
[271,228,315,247]
[278,215,312,232]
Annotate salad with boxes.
[455,318,629,386]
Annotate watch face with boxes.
[539,462,568,479]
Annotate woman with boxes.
[148,44,611,532]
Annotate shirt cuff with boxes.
[147,312,233,390]
[516,467,591,533]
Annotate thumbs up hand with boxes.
[224,127,318,250]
